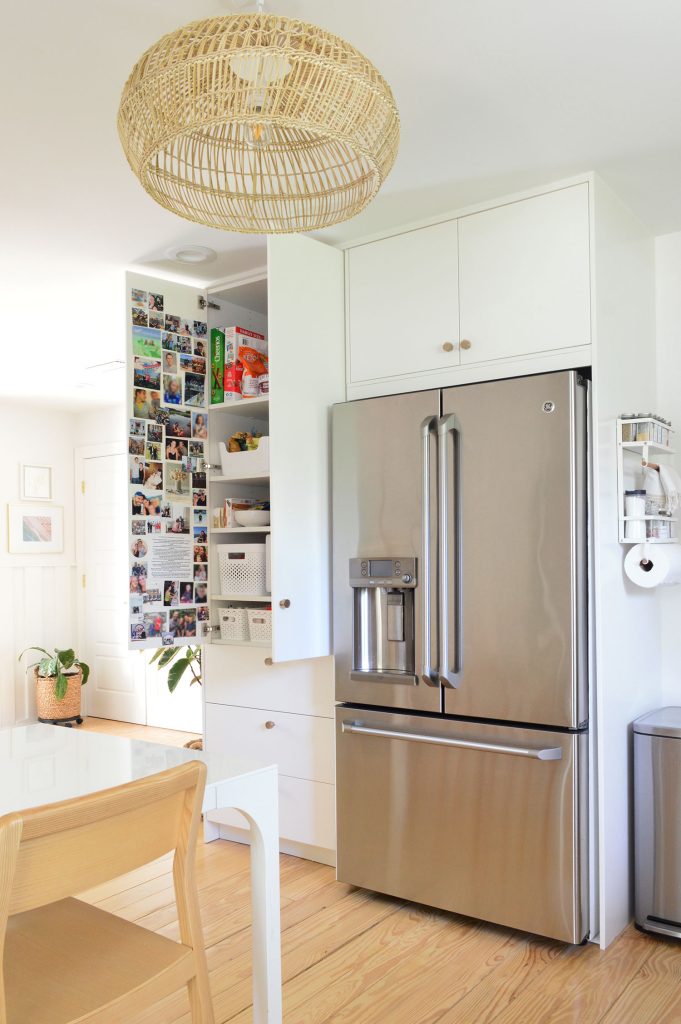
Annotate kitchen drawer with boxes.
[205,702,334,784]
[213,777,336,850]
[203,645,334,718]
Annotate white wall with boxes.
[655,232,681,706]
[0,402,78,724]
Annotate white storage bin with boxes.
[219,606,249,642]
[218,543,267,595]
[247,607,273,643]
[218,437,269,478]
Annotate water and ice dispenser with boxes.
[349,557,416,679]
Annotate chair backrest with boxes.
[0,760,206,917]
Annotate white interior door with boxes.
[79,448,146,723]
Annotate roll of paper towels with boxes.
[624,544,681,588]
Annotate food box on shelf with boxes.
[218,436,269,477]
[223,327,268,400]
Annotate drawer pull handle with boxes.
[341,722,562,760]
[265,720,276,729]
[459,339,472,351]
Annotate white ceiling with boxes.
[3,0,681,406]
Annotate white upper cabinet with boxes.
[347,220,460,383]
[458,183,591,363]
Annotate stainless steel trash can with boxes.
[635,707,681,939]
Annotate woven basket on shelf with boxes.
[35,667,83,722]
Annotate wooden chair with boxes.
[0,760,214,1024]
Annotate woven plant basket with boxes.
[35,667,82,722]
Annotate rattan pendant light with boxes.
[117,10,400,234]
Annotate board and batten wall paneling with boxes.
[0,565,77,723]
[0,401,80,726]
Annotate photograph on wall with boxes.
[8,504,64,554]
[184,372,205,407]
[128,276,210,650]
[191,412,208,439]
[132,326,162,359]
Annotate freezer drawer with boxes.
[336,707,588,943]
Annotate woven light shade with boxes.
[117,14,400,234]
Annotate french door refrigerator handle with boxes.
[421,416,439,686]
[341,722,563,760]
[438,413,462,687]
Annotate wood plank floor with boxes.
[77,719,681,1024]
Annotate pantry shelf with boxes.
[212,639,272,648]
[210,593,271,602]
[209,396,269,416]
[210,527,271,534]
[210,473,270,485]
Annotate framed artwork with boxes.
[20,464,52,501]
[8,504,64,554]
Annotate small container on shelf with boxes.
[218,436,269,477]
[218,543,268,595]
[247,607,273,643]
[647,512,674,541]
[219,606,249,642]
[624,490,647,540]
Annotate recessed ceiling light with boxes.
[165,245,217,264]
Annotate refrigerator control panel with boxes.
[349,557,417,588]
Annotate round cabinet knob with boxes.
[265,720,276,729]
[460,339,472,351]
[264,657,273,666]
[442,341,455,353]
[279,598,291,609]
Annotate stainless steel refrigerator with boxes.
[332,370,589,944]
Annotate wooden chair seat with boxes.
[5,897,195,1024]
[0,761,214,1024]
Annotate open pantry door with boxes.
[267,235,345,662]
[126,272,207,732]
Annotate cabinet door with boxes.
[347,221,460,383]
[458,183,591,363]
[267,235,346,662]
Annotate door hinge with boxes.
[81,574,86,589]
[81,480,85,494]
[197,295,220,311]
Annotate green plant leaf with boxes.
[38,657,58,677]
[78,661,90,686]
[149,648,164,664]
[18,646,51,664]
[56,649,75,670]
[157,648,181,668]
[55,672,68,701]
[167,658,190,693]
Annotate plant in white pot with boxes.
[18,647,90,727]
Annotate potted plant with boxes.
[18,647,90,727]
[150,645,203,749]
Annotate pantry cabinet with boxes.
[457,183,591,364]
[347,220,460,382]
[346,180,592,395]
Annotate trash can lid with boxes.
[634,707,681,738]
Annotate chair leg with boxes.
[187,965,215,1024]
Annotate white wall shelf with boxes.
[209,396,269,415]
[617,417,677,545]
[210,593,271,602]
[212,639,271,649]
[209,473,270,485]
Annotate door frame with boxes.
[74,441,134,721]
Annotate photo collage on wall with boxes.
[128,287,210,648]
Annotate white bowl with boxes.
[234,509,271,527]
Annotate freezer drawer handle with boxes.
[421,416,439,686]
[438,413,462,688]
[341,722,563,760]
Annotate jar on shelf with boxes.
[624,489,647,540]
